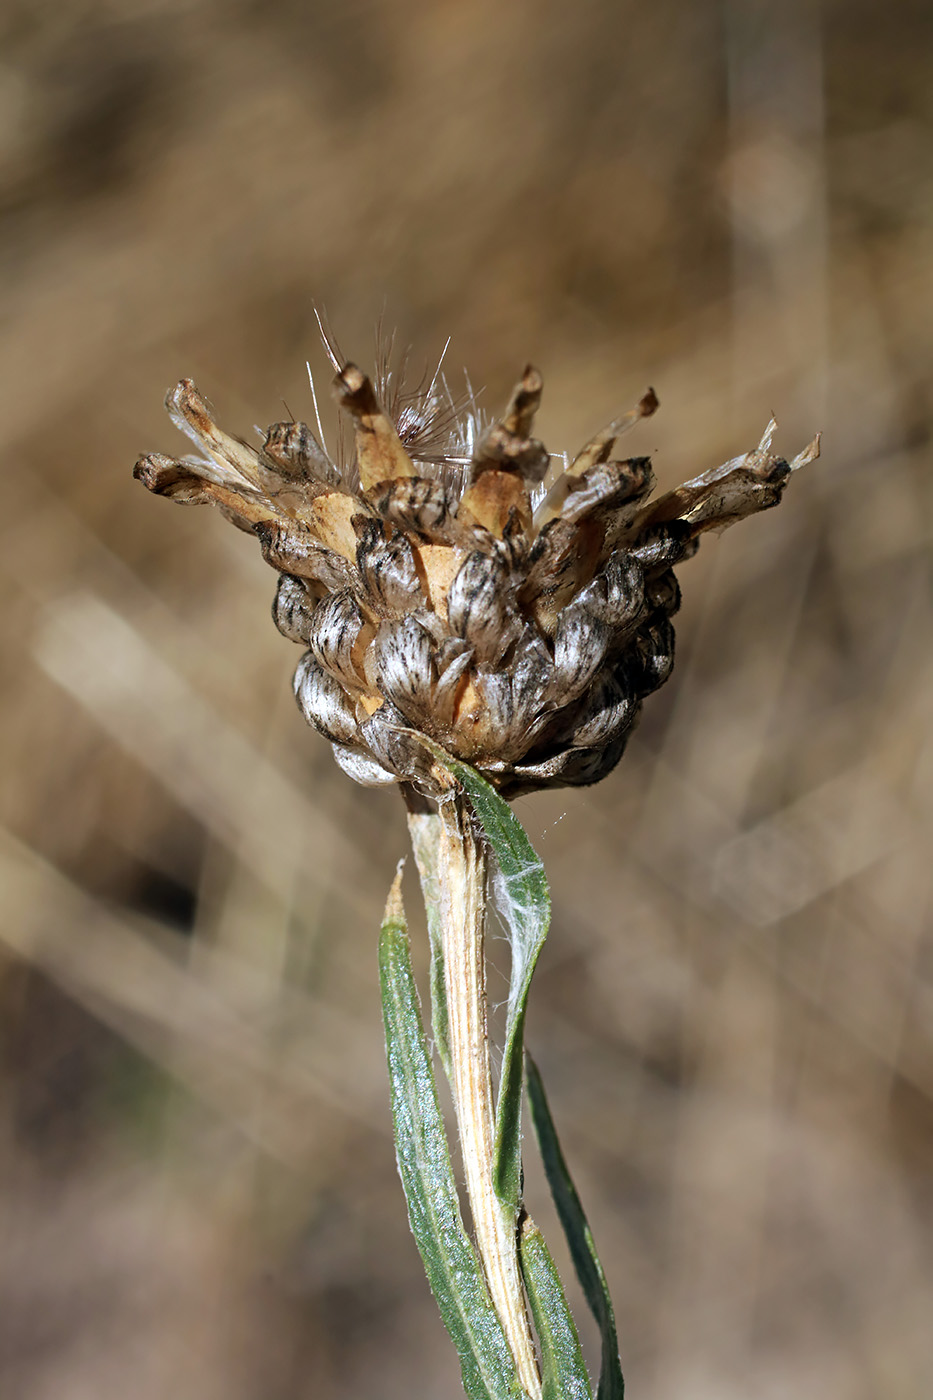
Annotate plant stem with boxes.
[433,792,541,1400]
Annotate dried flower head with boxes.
[134,346,818,798]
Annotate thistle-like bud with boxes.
[135,361,818,797]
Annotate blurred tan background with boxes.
[1,0,931,1396]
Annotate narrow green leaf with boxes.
[519,1218,593,1400]
[379,875,526,1400]
[525,1055,624,1400]
[406,810,452,1077]
[423,746,551,1211]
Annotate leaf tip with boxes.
[383,858,407,929]
[520,1214,540,1245]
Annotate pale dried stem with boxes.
[436,793,541,1400]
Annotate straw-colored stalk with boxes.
[432,794,540,1398]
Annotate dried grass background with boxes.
[1,1,931,1396]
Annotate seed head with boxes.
[134,353,818,798]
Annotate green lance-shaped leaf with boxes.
[407,810,452,1077]
[379,869,527,1400]
[526,1055,624,1400]
[519,1217,593,1400]
[421,744,551,1212]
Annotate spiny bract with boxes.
[134,351,818,798]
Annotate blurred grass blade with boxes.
[379,870,527,1400]
[428,749,551,1210]
[519,1218,593,1400]
[526,1055,624,1400]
